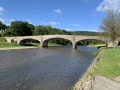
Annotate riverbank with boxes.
[92,47,120,90]
[0,43,62,50]
[73,47,120,90]
[73,48,100,90]
[92,47,120,79]
[0,46,39,50]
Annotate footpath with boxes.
[92,75,120,90]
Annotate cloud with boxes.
[0,18,5,22]
[6,23,10,26]
[0,7,4,15]
[65,28,73,31]
[41,21,59,26]
[49,22,58,25]
[26,19,32,24]
[0,7,4,12]
[96,0,120,12]
[54,9,62,14]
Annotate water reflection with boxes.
[0,46,97,90]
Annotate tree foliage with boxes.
[100,10,120,48]
[2,21,33,36]
[0,21,7,30]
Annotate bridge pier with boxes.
[40,41,48,48]
[72,43,77,49]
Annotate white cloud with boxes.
[41,21,59,26]
[0,18,5,22]
[26,19,32,24]
[0,7,4,12]
[54,9,62,14]
[96,0,120,12]
[6,23,10,26]
[65,28,73,31]
[48,22,57,25]
[0,7,4,15]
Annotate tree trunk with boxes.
[113,40,118,48]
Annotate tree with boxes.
[0,21,7,30]
[2,21,33,36]
[33,25,49,35]
[100,10,120,48]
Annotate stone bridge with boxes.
[3,35,120,49]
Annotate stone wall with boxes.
[73,51,101,90]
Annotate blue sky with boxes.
[0,0,120,32]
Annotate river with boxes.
[0,46,97,90]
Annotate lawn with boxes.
[94,47,120,79]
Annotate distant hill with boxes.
[72,31,100,36]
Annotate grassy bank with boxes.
[92,47,120,79]
[48,43,63,46]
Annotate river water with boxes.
[0,46,97,90]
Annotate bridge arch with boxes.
[75,39,107,48]
[18,38,40,46]
[3,37,14,43]
[42,37,73,47]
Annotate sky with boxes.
[0,0,120,32]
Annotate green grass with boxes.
[27,42,62,46]
[26,42,40,46]
[93,47,120,79]
[48,43,63,46]
[0,38,20,48]
[0,42,20,48]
